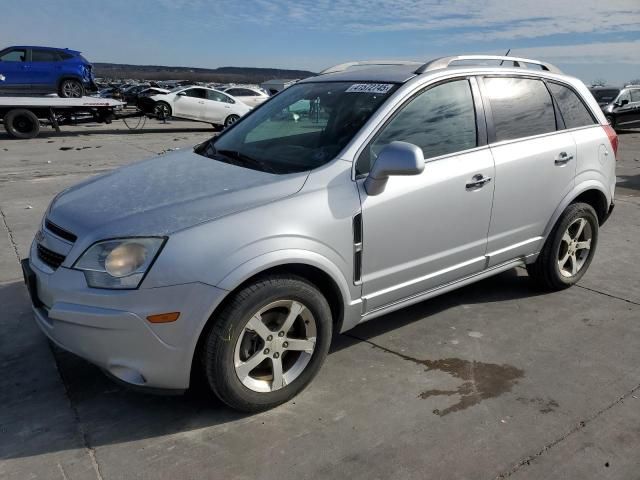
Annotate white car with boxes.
[150,86,251,128]
[222,86,270,108]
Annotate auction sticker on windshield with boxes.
[346,83,394,94]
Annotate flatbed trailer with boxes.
[0,96,145,139]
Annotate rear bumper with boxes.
[24,247,227,390]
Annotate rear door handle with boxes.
[466,174,492,190]
[554,152,574,165]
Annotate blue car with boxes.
[0,46,96,98]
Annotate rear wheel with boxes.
[527,203,599,290]
[3,109,41,139]
[202,275,332,412]
[58,79,84,98]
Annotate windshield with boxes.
[197,81,398,174]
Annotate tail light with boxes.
[603,124,618,160]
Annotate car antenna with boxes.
[499,49,511,66]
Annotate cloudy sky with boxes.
[3,0,639,83]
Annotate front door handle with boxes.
[466,174,492,190]
[555,152,574,165]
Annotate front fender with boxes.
[218,248,358,311]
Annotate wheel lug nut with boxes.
[283,342,288,348]
[267,335,273,341]
[278,331,285,337]
[264,348,270,354]
[273,352,280,359]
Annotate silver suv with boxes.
[24,55,617,411]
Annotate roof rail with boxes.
[320,60,422,75]
[415,55,562,74]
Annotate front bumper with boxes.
[24,243,227,390]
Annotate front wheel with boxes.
[58,79,84,98]
[527,202,599,290]
[224,114,240,128]
[154,101,172,119]
[202,275,332,412]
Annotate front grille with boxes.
[37,244,66,269]
[45,219,77,243]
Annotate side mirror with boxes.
[620,99,629,106]
[177,91,187,97]
[364,141,425,196]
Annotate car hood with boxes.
[47,149,308,239]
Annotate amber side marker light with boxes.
[147,312,180,323]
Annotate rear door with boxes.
[204,90,233,123]
[29,48,61,87]
[480,76,577,266]
[0,47,30,89]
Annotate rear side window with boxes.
[547,83,595,129]
[357,79,477,175]
[32,49,61,62]
[207,90,234,103]
[483,77,556,142]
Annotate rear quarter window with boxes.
[548,83,595,129]
[483,77,556,142]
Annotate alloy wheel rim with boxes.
[63,81,82,98]
[234,299,317,393]
[558,217,592,278]
[156,104,169,117]
[226,115,238,127]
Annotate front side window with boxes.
[547,83,595,129]
[184,88,206,99]
[484,77,556,142]
[630,89,640,103]
[357,79,477,175]
[197,81,398,174]
[0,49,26,62]
[616,90,631,104]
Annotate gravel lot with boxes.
[1,119,639,480]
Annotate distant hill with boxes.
[93,63,316,83]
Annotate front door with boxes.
[173,88,207,120]
[358,78,495,312]
[0,47,30,89]
[615,89,640,129]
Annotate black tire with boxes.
[202,275,332,412]
[3,109,41,139]
[224,114,239,128]
[154,101,172,119]
[58,79,84,98]
[527,202,599,290]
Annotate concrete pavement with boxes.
[1,120,639,479]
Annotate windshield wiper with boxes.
[216,149,277,174]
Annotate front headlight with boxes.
[73,237,166,289]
